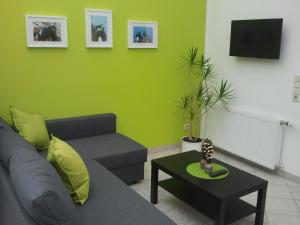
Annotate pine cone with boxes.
[201,138,214,161]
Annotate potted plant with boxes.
[178,47,234,152]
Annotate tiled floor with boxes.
[131,148,300,225]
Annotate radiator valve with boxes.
[280,120,293,127]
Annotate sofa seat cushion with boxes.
[77,160,176,225]
[67,133,147,170]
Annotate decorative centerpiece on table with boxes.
[186,139,229,179]
[201,139,214,174]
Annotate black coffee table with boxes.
[151,151,268,225]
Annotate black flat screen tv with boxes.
[230,18,283,59]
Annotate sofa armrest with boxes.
[46,114,116,140]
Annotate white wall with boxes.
[205,0,300,177]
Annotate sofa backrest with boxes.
[0,162,38,225]
[46,113,116,140]
[0,117,81,225]
[0,118,19,169]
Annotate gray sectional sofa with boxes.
[0,114,177,225]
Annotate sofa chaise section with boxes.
[67,133,146,184]
[77,160,176,225]
[46,114,147,184]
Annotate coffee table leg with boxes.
[151,163,158,204]
[215,200,226,225]
[255,186,267,225]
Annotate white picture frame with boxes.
[86,9,113,48]
[26,15,68,48]
[128,21,158,49]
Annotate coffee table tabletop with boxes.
[150,150,268,225]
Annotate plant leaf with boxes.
[215,79,234,107]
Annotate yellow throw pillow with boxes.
[10,106,50,150]
[47,136,90,205]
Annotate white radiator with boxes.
[203,107,285,170]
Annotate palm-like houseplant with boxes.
[178,47,234,152]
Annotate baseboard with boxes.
[148,143,181,154]
[276,169,300,185]
[214,146,274,171]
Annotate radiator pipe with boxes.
[277,120,293,169]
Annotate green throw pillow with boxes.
[10,106,50,150]
[47,136,90,205]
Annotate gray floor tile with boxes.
[296,200,300,211]
[267,184,293,199]
[149,148,181,160]
[231,214,269,225]
[158,170,172,181]
[266,198,299,216]
[289,186,300,200]
[255,170,287,185]
[267,213,300,225]
[240,192,258,205]
[287,180,300,187]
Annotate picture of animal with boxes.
[91,15,108,42]
[33,22,61,42]
[133,26,153,43]
[91,24,107,42]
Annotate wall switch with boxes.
[293,76,300,103]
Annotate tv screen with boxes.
[230,18,283,59]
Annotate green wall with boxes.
[0,0,206,148]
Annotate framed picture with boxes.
[128,21,158,48]
[86,9,113,48]
[26,15,68,48]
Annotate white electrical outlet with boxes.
[183,123,190,130]
[293,76,300,103]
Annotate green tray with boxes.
[186,162,229,180]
